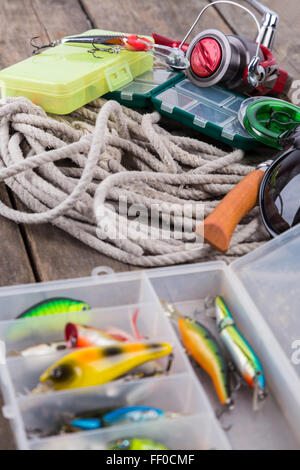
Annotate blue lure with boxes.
[70,406,165,431]
[71,418,102,431]
[102,406,164,426]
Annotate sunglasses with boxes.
[259,126,300,237]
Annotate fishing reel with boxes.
[155,0,293,98]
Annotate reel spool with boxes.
[241,99,300,149]
[185,29,264,94]
[173,0,292,97]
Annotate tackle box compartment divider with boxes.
[1,224,300,449]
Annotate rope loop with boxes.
[0,96,269,266]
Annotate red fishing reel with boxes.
[153,0,293,98]
[185,29,292,97]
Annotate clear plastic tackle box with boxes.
[0,224,300,450]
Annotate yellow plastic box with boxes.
[0,30,154,115]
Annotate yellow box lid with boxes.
[0,30,154,97]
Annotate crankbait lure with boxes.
[19,342,67,357]
[102,406,164,427]
[109,438,169,450]
[30,33,152,57]
[69,406,165,431]
[65,323,120,348]
[39,342,172,391]
[65,309,143,348]
[161,299,232,408]
[17,298,90,319]
[30,32,187,69]
[179,317,232,407]
[215,296,266,409]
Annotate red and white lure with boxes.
[65,308,144,349]
[30,32,189,69]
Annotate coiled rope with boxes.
[0,96,269,267]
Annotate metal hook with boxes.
[228,363,242,393]
[215,401,234,432]
[252,373,268,412]
[87,40,121,59]
[30,36,58,55]
[193,296,216,319]
[87,42,104,60]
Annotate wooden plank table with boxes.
[0,0,299,450]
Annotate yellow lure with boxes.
[40,342,173,391]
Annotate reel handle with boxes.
[197,169,265,252]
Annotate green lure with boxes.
[109,438,169,450]
[17,298,91,319]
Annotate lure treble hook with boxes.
[87,40,121,60]
[30,36,58,55]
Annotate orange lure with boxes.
[178,317,232,407]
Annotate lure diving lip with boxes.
[215,296,266,407]
[39,342,173,391]
[17,298,91,319]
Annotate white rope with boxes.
[0,96,269,267]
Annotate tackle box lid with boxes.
[231,224,300,379]
[0,29,153,98]
[145,223,300,383]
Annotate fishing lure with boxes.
[215,296,266,409]
[65,323,120,348]
[17,298,91,319]
[18,342,67,357]
[65,308,143,348]
[30,33,152,56]
[30,32,186,68]
[161,299,232,408]
[102,406,165,427]
[69,406,165,431]
[109,438,169,450]
[39,342,173,391]
[64,315,162,379]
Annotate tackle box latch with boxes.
[161,102,174,114]
[193,116,208,128]
[105,64,133,92]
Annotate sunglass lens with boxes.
[260,148,300,236]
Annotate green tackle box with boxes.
[151,78,258,150]
[104,68,185,108]
[0,30,154,115]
